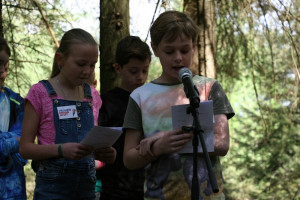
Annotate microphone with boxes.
[178,68,200,108]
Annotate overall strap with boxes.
[40,80,92,100]
[39,80,57,97]
[83,83,92,100]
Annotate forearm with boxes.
[212,114,230,156]
[19,142,60,160]
[123,147,156,170]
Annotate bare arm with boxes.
[19,101,93,160]
[124,128,193,170]
[212,114,230,156]
[123,129,149,170]
[134,114,229,160]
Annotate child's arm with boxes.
[20,101,93,160]
[212,114,229,156]
[124,128,193,170]
[136,131,165,157]
[123,129,148,170]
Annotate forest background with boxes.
[1,0,299,199]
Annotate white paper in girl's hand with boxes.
[80,126,122,149]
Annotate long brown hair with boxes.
[50,28,98,78]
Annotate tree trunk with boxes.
[99,0,130,93]
[184,0,216,79]
[0,0,3,37]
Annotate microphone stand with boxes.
[183,87,219,200]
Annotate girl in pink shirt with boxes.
[20,28,116,200]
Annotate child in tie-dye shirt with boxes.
[123,11,235,200]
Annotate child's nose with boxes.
[174,51,183,63]
[137,72,144,80]
[83,66,91,74]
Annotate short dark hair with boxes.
[0,37,11,57]
[150,11,200,46]
[115,36,151,67]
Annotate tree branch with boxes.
[32,0,59,48]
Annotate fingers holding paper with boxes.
[61,143,94,160]
[94,147,117,164]
[139,129,193,157]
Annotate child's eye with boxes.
[77,62,86,67]
[90,64,96,68]
[0,60,8,67]
[181,49,190,54]
[165,51,173,54]
[130,71,137,74]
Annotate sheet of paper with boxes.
[172,100,214,153]
[80,126,122,149]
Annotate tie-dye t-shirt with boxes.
[123,75,234,200]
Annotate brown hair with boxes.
[115,36,151,68]
[50,28,98,78]
[0,37,11,57]
[150,11,200,46]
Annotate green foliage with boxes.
[223,101,299,199]
[2,1,299,199]
[147,56,162,82]
[24,160,35,199]
[2,0,74,96]
[217,1,300,199]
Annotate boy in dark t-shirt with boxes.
[97,36,152,200]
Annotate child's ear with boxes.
[93,79,97,88]
[6,61,9,70]
[151,42,158,57]
[113,63,122,74]
[192,43,196,54]
[55,52,64,67]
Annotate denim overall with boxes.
[34,80,96,200]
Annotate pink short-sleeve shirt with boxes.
[25,82,102,145]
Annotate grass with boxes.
[25,160,35,199]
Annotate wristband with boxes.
[58,144,63,158]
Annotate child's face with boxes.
[57,43,98,86]
[151,34,194,84]
[115,58,150,92]
[0,50,9,87]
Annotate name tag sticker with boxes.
[57,105,78,119]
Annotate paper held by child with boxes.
[171,100,214,153]
[81,126,122,149]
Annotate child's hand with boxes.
[137,131,164,157]
[94,147,117,164]
[61,143,94,160]
[153,129,193,156]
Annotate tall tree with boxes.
[99,0,130,93]
[215,1,300,199]
[183,0,299,199]
[184,0,216,78]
